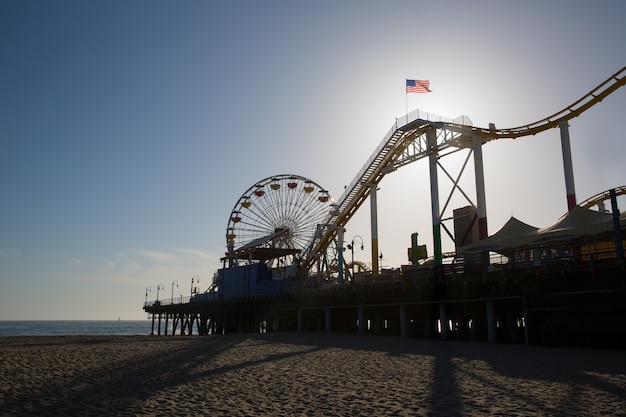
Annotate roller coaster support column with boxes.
[610,188,624,261]
[473,135,488,241]
[364,183,380,279]
[427,128,443,265]
[559,121,577,211]
[474,134,495,341]
[429,128,447,341]
[337,226,346,285]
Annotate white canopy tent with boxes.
[458,206,621,255]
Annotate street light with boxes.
[191,275,199,297]
[145,286,151,305]
[156,283,164,302]
[347,235,364,278]
[171,280,179,303]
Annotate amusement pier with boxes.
[144,66,626,348]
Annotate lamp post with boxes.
[191,275,199,297]
[171,280,179,303]
[156,283,164,302]
[347,235,364,279]
[145,286,151,305]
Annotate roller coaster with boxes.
[228,65,625,279]
[145,66,626,346]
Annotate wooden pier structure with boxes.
[144,250,625,348]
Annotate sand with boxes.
[1,333,625,417]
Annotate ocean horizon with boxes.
[0,320,153,337]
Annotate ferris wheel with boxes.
[226,174,334,260]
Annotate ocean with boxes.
[0,320,153,337]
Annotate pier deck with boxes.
[144,256,626,348]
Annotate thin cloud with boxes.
[176,248,214,259]
[68,257,87,267]
[137,249,177,263]
[0,248,22,258]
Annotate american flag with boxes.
[406,79,431,93]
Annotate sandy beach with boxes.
[1,333,625,416]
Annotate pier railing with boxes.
[144,295,191,308]
[145,251,622,308]
[144,231,623,308]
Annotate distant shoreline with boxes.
[0,320,151,337]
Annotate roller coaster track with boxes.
[299,66,626,276]
[579,185,626,210]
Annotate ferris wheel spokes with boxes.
[226,174,334,265]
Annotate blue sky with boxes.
[1,1,625,320]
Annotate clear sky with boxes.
[1,0,625,320]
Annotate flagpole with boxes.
[405,79,432,124]
[405,79,408,124]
